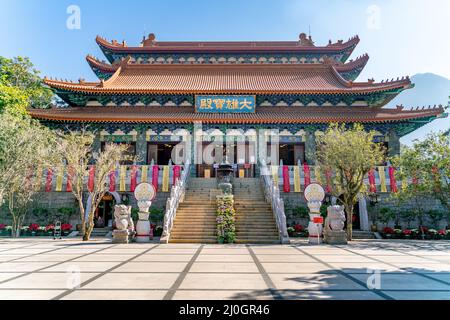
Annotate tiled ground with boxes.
[0,238,449,300]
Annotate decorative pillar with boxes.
[388,130,400,157]
[136,129,147,165]
[305,130,316,165]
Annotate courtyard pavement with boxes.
[0,238,449,300]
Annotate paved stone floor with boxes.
[0,238,449,300]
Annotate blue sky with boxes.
[1,0,449,141]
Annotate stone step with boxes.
[352,231,376,239]
[169,239,217,244]
[235,239,280,244]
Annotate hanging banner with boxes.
[325,168,333,194]
[55,166,64,192]
[314,166,323,185]
[66,166,74,193]
[152,165,159,191]
[303,163,311,188]
[283,166,290,193]
[141,165,148,183]
[378,166,387,193]
[162,166,170,192]
[130,165,138,192]
[173,165,181,185]
[45,168,53,192]
[35,166,43,192]
[119,165,127,192]
[88,166,95,192]
[271,166,279,187]
[368,168,377,193]
[239,169,245,178]
[293,166,301,193]
[389,167,398,193]
[109,170,116,192]
[204,169,211,179]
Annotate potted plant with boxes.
[427,229,438,240]
[403,229,412,239]
[293,224,303,237]
[427,210,444,230]
[287,227,295,237]
[61,224,73,236]
[393,229,403,239]
[399,211,414,230]
[153,225,163,237]
[437,229,447,240]
[29,223,40,236]
[382,227,394,239]
[45,224,55,236]
[0,224,6,236]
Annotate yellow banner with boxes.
[293,166,301,193]
[141,165,148,183]
[162,166,170,192]
[119,165,127,192]
[35,166,43,192]
[55,166,64,192]
[272,166,279,187]
[239,169,245,178]
[204,169,211,179]
[378,166,387,192]
[314,166,323,185]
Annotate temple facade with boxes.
[27,33,447,241]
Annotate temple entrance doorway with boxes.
[95,194,116,229]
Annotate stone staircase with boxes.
[233,178,280,244]
[169,178,218,244]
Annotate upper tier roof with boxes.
[86,53,370,82]
[44,62,411,95]
[95,34,360,54]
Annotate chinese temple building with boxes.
[28,33,446,242]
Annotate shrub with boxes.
[28,223,39,232]
[291,206,309,219]
[216,196,236,244]
[378,207,395,227]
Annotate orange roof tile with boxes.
[44,63,412,95]
[28,105,444,124]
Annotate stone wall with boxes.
[0,191,170,226]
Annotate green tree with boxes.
[57,132,128,241]
[392,132,449,216]
[316,123,385,240]
[0,113,57,236]
[0,56,53,113]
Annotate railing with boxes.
[160,160,190,243]
[260,163,290,244]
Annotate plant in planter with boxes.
[28,223,40,236]
[0,224,6,236]
[61,224,73,236]
[216,195,236,244]
[438,229,447,240]
[393,229,403,239]
[402,229,412,239]
[382,227,395,239]
[45,224,55,236]
[287,227,295,237]
[427,229,438,240]
[153,225,163,237]
[291,206,309,224]
[21,226,29,236]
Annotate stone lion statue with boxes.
[325,205,346,232]
[114,205,134,232]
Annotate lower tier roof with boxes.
[29,105,445,124]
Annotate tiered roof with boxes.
[29,33,447,136]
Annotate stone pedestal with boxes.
[112,229,130,243]
[308,220,323,244]
[136,201,153,243]
[324,230,348,245]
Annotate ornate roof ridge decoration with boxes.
[95,33,360,53]
[86,54,118,72]
[28,104,446,124]
[334,54,369,72]
[43,62,412,95]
